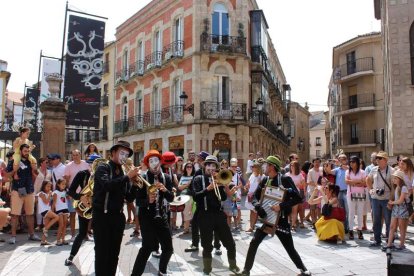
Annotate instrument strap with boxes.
[104,163,113,214]
[202,171,207,211]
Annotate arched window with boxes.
[410,22,414,84]
[212,3,229,44]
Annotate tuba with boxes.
[74,158,108,219]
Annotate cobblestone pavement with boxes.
[1,202,414,276]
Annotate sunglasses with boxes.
[185,166,192,169]
[376,157,384,160]
[349,161,356,163]
[177,160,183,162]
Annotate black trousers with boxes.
[191,208,221,249]
[70,215,90,257]
[131,213,173,275]
[92,211,125,276]
[198,211,236,273]
[244,228,307,272]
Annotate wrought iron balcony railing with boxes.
[200,34,246,55]
[337,57,374,78]
[114,105,184,135]
[200,102,247,121]
[340,129,377,145]
[341,93,375,111]
[163,40,184,60]
[250,110,289,145]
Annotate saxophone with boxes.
[74,158,108,219]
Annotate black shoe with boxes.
[369,241,381,247]
[349,230,354,240]
[64,258,73,266]
[240,270,250,276]
[184,245,199,252]
[214,248,222,256]
[358,230,363,240]
[229,265,240,274]
[300,269,312,276]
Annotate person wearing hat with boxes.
[241,156,310,276]
[191,155,240,275]
[185,151,222,256]
[132,149,174,276]
[65,154,103,266]
[383,170,410,251]
[366,151,394,247]
[161,151,179,230]
[92,141,138,276]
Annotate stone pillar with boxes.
[39,101,67,160]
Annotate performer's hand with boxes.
[206,182,214,191]
[271,204,280,212]
[156,183,167,192]
[148,192,157,203]
[127,167,139,179]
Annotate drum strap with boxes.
[202,174,207,211]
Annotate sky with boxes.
[0,0,380,112]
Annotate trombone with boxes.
[212,169,233,201]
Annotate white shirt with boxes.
[37,192,51,214]
[246,159,253,174]
[64,160,90,187]
[34,169,52,194]
[51,163,66,190]
[53,190,68,212]
[307,167,323,194]
[248,174,262,194]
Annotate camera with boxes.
[376,188,385,196]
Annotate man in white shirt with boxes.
[48,153,66,190]
[64,149,90,241]
[306,158,323,224]
[245,153,254,179]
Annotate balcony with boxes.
[200,34,246,55]
[163,40,184,61]
[335,93,376,116]
[101,94,109,108]
[336,57,374,82]
[200,102,247,121]
[340,129,377,147]
[249,110,289,145]
[114,105,184,136]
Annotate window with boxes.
[136,91,143,128]
[174,18,183,55]
[173,78,181,106]
[152,86,161,126]
[137,40,144,74]
[122,96,128,121]
[350,123,358,144]
[316,150,321,158]
[154,30,162,66]
[346,51,356,75]
[102,115,108,139]
[212,3,229,44]
[214,75,230,111]
[122,49,129,78]
[316,137,321,146]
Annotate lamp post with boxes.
[276,120,282,131]
[180,91,194,116]
[255,98,264,125]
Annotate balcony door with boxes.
[173,78,183,121]
[212,3,229,45]
[174,18,183,56]
[136,91,143,129]
[122,49,129,79]
[137,40,144,74]
[154,30,162,66]
[215,75,231,118]
[152,86,161,126]
[350,123,358,144]
[346,51,356,75]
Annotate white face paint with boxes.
[205,163,217,175]
[118,149,129,165]
[148,156,160,172]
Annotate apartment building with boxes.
[103,0,292,168]
[328,32,385,162]
[0,60,10,122]
[288,101,310,163]
[309,111,327,160]
[374,0,414,159]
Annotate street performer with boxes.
[92,141,138,276]
[64,153,102,267]
[241,155,311,276]
[131,149,174,276]
[192,155,240,275]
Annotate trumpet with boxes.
[123,159,157,193]
[212,169,233,201]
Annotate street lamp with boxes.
[276,120,282,131]
[255,98,264,111]
[297,138,305,151]
[180,91,194,116]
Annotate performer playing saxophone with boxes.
[64,153,102,266]
[131,150,174,276]
[192,155,240,275]
[240,156,311,276]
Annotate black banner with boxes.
[25,88,40,115]
[64,15,105,127]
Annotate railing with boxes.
[200,34,246,55]
[200,102,247,121]
[103,62,110,74]
[338,57,374,78]
[144,51,163,71]
[250,110,289,145]
[163,40,184,60]
[114,105,184,135]
[341,93,375,111]
[101,94,109,107]
[341,129,377,145]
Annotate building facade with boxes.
[328,32,385,162]
[374,0,414,159]
[309,111,327,160]
[288,101,310,163]
[102,0,292,169]
[0,60,10,122]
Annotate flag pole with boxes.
[59,0,69,99]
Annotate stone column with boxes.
[39,75,67,160]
